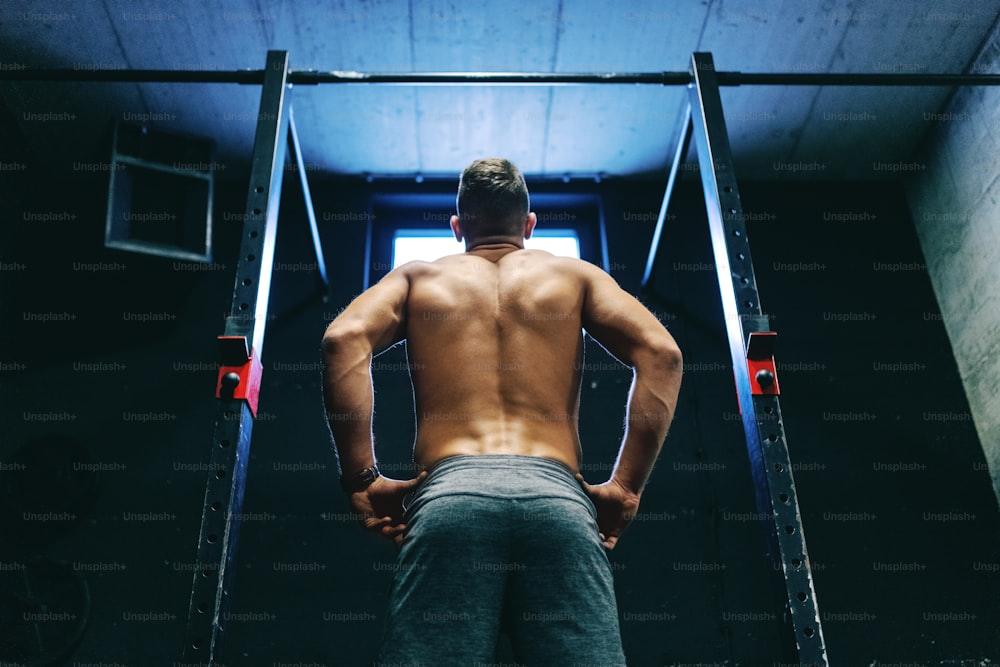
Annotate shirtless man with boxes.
[322,158,682,666]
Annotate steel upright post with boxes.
[687,51,828,666]
[182,50,292,665]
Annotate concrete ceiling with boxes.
[0,0,997,180]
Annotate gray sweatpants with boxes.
[378,455,626,667]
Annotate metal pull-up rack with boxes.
[192,50,835,665]
[12,50,999,666]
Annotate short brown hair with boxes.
[456,158,530,238]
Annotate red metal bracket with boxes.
[215,335,263,417]
[747,331,780,396]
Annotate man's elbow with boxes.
[639,335,682,376]
[656,336,683,373]
[322,320,366,355]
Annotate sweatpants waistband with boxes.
[405,454,593,517]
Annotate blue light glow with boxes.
[392,230,580,268]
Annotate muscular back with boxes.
[325,235,674,479]
[403,246,587,470]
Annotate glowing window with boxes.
[392,230,580,269]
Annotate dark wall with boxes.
[2,153,998,666]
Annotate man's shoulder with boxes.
[389,258,443,279]
[395,252,599,281]
[509,250,596,271]
[530,253,605,278]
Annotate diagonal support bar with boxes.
[288,105,329,289]
[642,102,692,287]
[182,49,292,665]
[688,52,828,666]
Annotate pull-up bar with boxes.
[2,68,1000,86]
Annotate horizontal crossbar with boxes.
[2,69,999,86]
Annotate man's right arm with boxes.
[579,262,683,499]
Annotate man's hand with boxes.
[348,472,428,546]
[575,474,641,550]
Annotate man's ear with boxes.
[450,215,463,242]
[523,212,537,240]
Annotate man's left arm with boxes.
[321,265,425,543]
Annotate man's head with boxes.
[452,158,535,248]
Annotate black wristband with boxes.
[340,464,380,493]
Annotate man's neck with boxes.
[465,236,524,252]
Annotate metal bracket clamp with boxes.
[747,331,780,396]
[215,335,263,417]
